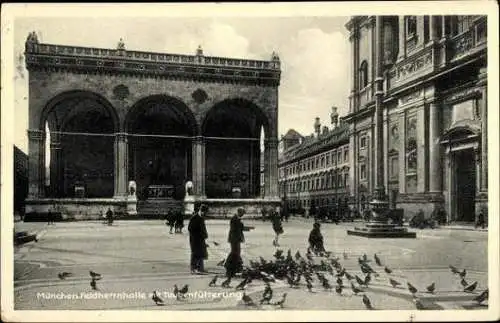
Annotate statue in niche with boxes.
[185,181,193,197]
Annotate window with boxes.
[344,172,349,187]
[315,158,319,169]
[423,16,429,42]
[359,60,368,89]
[344,149,349,162]
[360,164,367,180]
[450,16,475,36]
[360,136,367,149]
[316,178,320,190]
[338,173,343,187]
[321,156,325,168]
[406,16,417,38]
[326,154,330,165]
[337,151,342,164]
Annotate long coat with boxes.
[188,214,208,259]
[228,215,245,244]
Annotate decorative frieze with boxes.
[394,51,432,81]
[399,89,423,105]
[443,87,480,104]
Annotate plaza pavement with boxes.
[12,217,488,310]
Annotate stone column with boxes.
[351,27,359,106]
[349,130,356,197]
[49,133,63,197]
[398,113,407,194]
[114,133,128,198]
[264,138,279,199]
[27,129,45,199]
[478,67,488,192]
[398,16,407,61]
[192,136,206,198]
[416,106,427,192]
[428,102,442,192]
[429,16,439,41]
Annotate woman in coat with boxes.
[271,209,284,247]
[188,205,208,274]
[225,208,245,278]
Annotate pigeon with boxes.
[449,265,460,274]
[235,278,249,290]
[209,275,218,287]
[459,269,467,279]
[351,282,363,295]
[413,296,425,310]
[217,259,225,267]
[173,285,180,299]
[295,251,302,261]
[407,282,418,295]
[179,284,189,295]
[242,292,257,306]
[336,277,344,286]
[212,241,220,246]
[335,284,343,295]
[274,249,284,260]
[322,278,332,290]
[460,278,469,287]
[464,281,478,293]
[89,270,101,279]
[58,272,73,280]
[271,293,287,308]
[374,253,382,266]
[355,275,365,286]
[473,289,488,304]
[362,254,369,262]
[426,282,435,294]
[90,278,98,290]
[174,284,188,299]
[221,277,231,288]
[306,280,313,292]
[343,251,348,260]
[362,294,373,310]
[364,274,371,286]
[292,273,301,287]
[260,283,273,304]
[336,268,345,278]
[384,266,393,274]
[389,278,402,288]
[345,272,354,281]
[152,291,164,305]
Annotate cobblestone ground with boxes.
[13,218,489,310]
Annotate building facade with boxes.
[14,145,29,215]
[345,15,487,223]
[278,108,350,216]
[24,33,281,219]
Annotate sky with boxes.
[12,14,352,153]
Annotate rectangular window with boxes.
[360,164,367,180]
[338,151,342,164]
[406,16,417,37]
[360,136,367,149]
[344,172,349,187]
[344,149,349,162]
[326,154,330,165]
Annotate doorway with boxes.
[453,149,476,222]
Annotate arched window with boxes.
[359,61,368,89]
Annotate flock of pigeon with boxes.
[56,248,488,310]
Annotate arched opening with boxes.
[126,95,195,201]
[202,99,269,198]
[42,92,118,198]
[359,60,368,89]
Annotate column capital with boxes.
[27,129,45,141]
[115,132,128,142]
[264,138,279,148]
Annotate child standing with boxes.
[272,209,284,247]
[308,222,325,255]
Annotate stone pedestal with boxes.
[184,196,195,216]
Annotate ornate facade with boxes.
[278,109,350,215]
[24,33,281,219]
[345,15,487,222]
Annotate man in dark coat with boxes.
[188,205,208,274]
[225,208,245,278]
[106,208,114,226]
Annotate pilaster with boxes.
[49,133,63,197]
[114,133,128,198]
[416,106,427,192]
[192,136,206,198]
[398,113,407,194]
[428,102,442,192]
[27,129,45,199]
[264,138,280,199]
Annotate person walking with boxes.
[47,208,55,225]
[188,204,208,274]
[106,207,114,226]
[225,208,245,278]
[308,222,325,255]
[271,208,284,247]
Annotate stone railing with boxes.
[25,42,280,70]
[449,18,487,61]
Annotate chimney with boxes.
[314,117,321,137]
[330,106,339,128]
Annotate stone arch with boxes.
[125,95,197,200]
[40,90,119,132]
[125,94,198,135]
[202,98,271,198]
[40,90,119,198]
